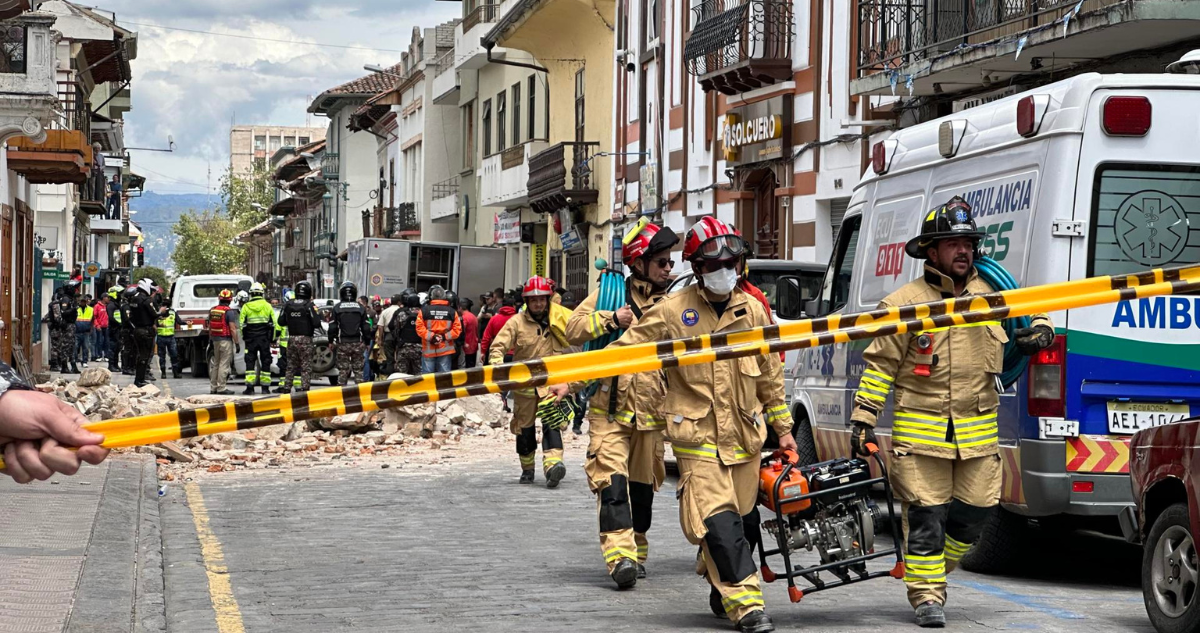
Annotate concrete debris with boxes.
[37,375,513,477]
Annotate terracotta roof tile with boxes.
[325,61,405,96]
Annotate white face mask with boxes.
[701,266,738,296]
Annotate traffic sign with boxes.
[41,270,70,280]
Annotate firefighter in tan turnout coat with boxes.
[850,197,1055,628]
[612,216,795,633]
[565,218,677,590]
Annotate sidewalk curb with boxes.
[63,454,166,633]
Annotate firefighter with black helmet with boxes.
[850,196,1054,628]
[330,281,372,385]
[240,282,276,395]
[565,217,678,589]
[609,216,795,633]
[281,281,321,392]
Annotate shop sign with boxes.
[494,211,520,244]
[530,243,547,278]
[721,96,792,165]
[560,226,584,255]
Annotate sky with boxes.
[87,1,461,195]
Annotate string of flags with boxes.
[886,1,1091,96]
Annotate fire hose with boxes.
[2,264,1197,470]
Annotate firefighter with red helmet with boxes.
[610,216,795,633]
[850,197,1054,627]
[565,217,678,589]
[487,276,576,487]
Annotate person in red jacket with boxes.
[458,298,479,368]
[480,292,517,365]
[415,285,462,374]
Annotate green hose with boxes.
[975,256,1030,388]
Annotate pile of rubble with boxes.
[36,368,513,478]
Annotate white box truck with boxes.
[346,239,506,303]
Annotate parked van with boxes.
[784,71,1200,570]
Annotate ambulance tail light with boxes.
[1102,96,1151,136]
[1016,94,1051,138]
[1028,334,1066,418]
[872,139,898,175]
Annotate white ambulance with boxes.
[782,66,1200,571]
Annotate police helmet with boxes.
[904,196,985,259]
[339,281,358,303]
[295,281,313,300]
[403,293,421,308]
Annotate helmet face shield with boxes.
[696,234,746,261]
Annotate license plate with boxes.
[1107,402,1190,434]
[1039,417,1079,439]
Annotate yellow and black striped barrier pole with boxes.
[4,264,1199,468]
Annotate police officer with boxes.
[52,282,80,374]
[612,216,795,633]
[129,279,159,388]
[487,276,575,488]
[281,281,321,393]
[850,197,1054,628]
[155,304,182,379]
[240,283,277,395]
[106,286,122,372]
[565,218,678,589]
[389,292,423,376]
[119,286,138,376]
[274,290,296,393]
[329,281,372,385]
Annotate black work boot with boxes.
[69,362,79,374]
[637,563,647,579]
[571,420,583,436]
[737,610,776,633]
[242,384,255,395]
[545,463,566,489]
[915,601,946,628]
[610,558,638,590]
[173,368,182,379]
[261,384,272,394]
[519,469,535,484]
[709,586,725,617]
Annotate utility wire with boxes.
[119,20,407,53]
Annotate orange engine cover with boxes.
[758,450,811,515]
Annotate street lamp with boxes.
[128,135,176,153]
[364,64,405,79]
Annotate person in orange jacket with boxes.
[415,285,462,374]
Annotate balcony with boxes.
[431,176,460,222]
[321,152,339,180]
[528,142,599,215]
[80,171,108,215]
[89,217,125,235]
[684,0,793,95]
[853,0,1200,96]
[480,139,547,208]
[385,203,421,238]
[6,129,91,184]
[0,13,59,145]
[431,50,460,105]
[456,2,503,70]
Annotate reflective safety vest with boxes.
[157,312,176,337]
[112,305,122,324]
[76,305,94,322]
[240,298,275,337]
[208,304,232,338]
[277,324,288,348]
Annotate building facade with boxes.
[230,125,325,176]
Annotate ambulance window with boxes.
[816,215,862,315]
[1090,163,1200,277]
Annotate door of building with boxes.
[1,206,13,362]
[754,171,780,259]
[15,202,32,354]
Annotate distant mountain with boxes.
[128,191,224,272]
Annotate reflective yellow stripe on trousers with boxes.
[672,443,754,460]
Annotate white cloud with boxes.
[93,3,460,193]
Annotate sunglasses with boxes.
[651,257,675,269]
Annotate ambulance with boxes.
[783,66,1200,571]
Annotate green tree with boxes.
[170,209,246,276]
[221,165,274,229]
[131,266,169,290]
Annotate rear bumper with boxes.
[1017,438,1133,517]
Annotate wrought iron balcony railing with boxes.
[0,23,26,74]
[528,141,599,215]
[684,0,793,94]
[320,152,339,180]
[857,0,1107,76]
[432,176,459,200]
[386,202,421,237]
[463,2,499,32]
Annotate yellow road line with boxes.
[184,482,246,633]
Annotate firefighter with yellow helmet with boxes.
[565,217,677,589]
[849,196,1054,627]
[610,216,795,633]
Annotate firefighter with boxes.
[488,276,575,488]
[415,286,461,374]
[155,304,182,379]
[565,218,678,589]
[240,283,277,395]
[388,292,424,376]
[280,281,321,393]
[208,289,238,395]
[849,197,1054,628]
[611,216,795,633]
[329,281,372,385]
[129,279,159,388]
